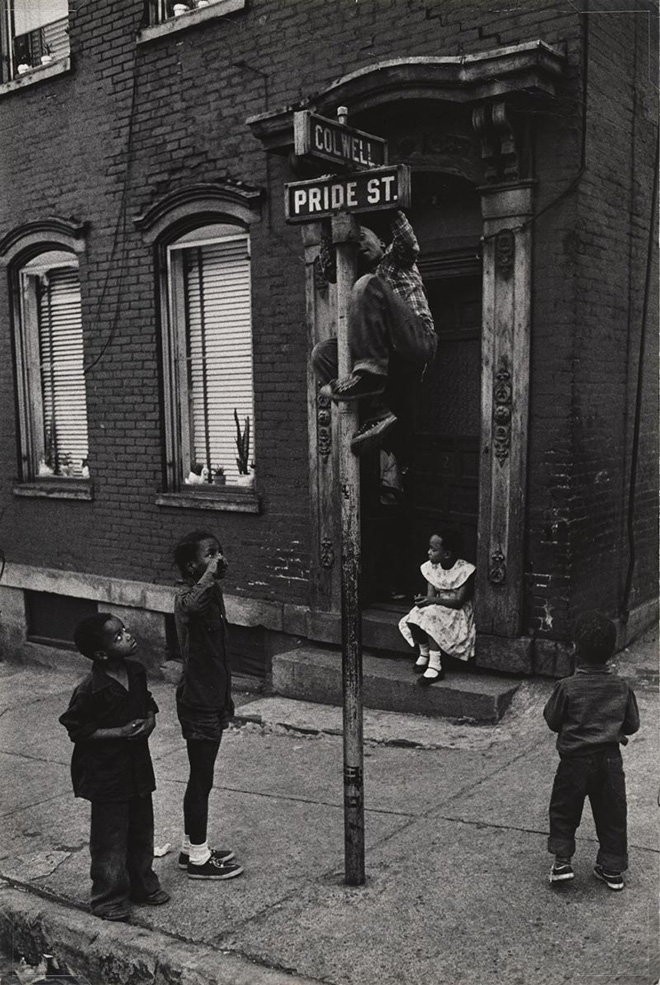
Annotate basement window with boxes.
[25,591,97,650]
[1,0,70,82]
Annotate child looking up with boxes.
[544,611,640,890]
[398,531,475,684]
[173,530,243,881]
[59,614,170,921]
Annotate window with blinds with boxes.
[3,0,70,81]
[18,253,89,479]
[167,227,255,488]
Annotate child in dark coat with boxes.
[544,611,640,890]
[59,613,169,920]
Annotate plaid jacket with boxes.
[320,210,434,332]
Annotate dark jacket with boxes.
[174,577,233,715]
[59,660,158,802]
[543,664,640,756]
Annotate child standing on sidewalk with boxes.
[173,529,243,881]
[544,611,640,890]
[398,530,475,684]
[59,614,170,921]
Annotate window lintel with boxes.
[134,183,264,245]
[0,218,87,267]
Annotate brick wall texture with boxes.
[0,0,657,646]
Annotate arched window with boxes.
[135,182,263,501]
[13,248,89,481]
[167,222,256,487]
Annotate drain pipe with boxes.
[621,132,659,622]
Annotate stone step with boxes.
[272,646,520,724]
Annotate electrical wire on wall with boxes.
[83,44,141,376]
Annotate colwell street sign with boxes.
[293,110,388,169]
[284,165,411,224]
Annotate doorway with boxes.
[361,175,482,607]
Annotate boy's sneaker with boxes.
[131,888,171,906]
[187,857,244,880]
[331,372,385,402]
[593,865,624,891]
[178,847,235,870]
[350,412,397,456]
[549,862,574,884]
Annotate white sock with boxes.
[182,835,191,854]
[418,643,430,657]
[188,841,211,865]
[414,653,429,667]
[422,651,442,677]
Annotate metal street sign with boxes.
[293,110,388,169]
[284,165,411,224]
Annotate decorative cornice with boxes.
[246,42,566,154]
[0,217,87,259]
[133,181,265,233]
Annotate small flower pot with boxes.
[195,0,210,6]
[17,64,31,75]
[40,54,53,65]
[235,474,254,488]
[173,4,190,15]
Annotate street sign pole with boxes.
[284,105,404,886]
[332,208,365,887]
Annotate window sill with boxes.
[156,487,260,513]
[0,57,72,98]
[13,479,94,501]
[137,0,246,44]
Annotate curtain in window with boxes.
[37,267,89,476]
[183,238,255,483]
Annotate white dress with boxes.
[398,559,476,661]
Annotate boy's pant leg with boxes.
[127,793,162,900]
[349,274,437,378]
[311,337,338,384]
[89,801,131,916]
[588,751,629,872]
[547,757,589,858]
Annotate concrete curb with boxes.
[0,882,321,985]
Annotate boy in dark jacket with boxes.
[544,611,640,890]
[59,613,169,920]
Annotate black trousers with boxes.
[89,794,161,915]
[547,749,628,872]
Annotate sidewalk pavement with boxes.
[0,630,658,985]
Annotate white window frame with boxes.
[138,0,246,41]
[13,250,90,485]
[134,183,262,512]
[1,0,70,83]
[158,223,258,510]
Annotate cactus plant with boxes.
[234,409,251,475]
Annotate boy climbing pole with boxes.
[312,209,437,456]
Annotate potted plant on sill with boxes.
[40,44,53,65]
[234,410,254,487]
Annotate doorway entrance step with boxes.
[272,646,519,724]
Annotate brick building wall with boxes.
[0,0,656,672]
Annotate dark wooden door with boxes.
[361,261,482,606]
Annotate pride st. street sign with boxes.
[293,110,388,169]
[284,165,411,224]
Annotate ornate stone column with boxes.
[301,223,341,614]
[476,178,534,638]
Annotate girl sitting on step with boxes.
[398,530,476,685]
